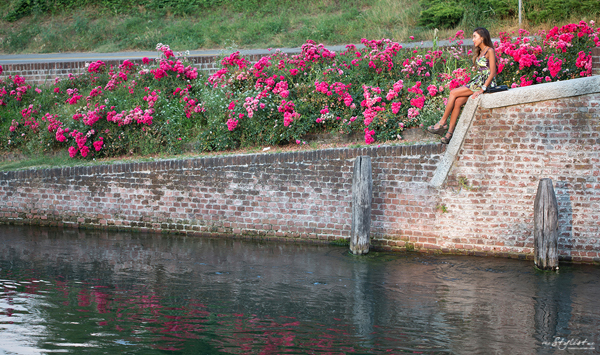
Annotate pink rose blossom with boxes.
[68,146,78,157]
[227,118,238,131]
[547,54,562,77]
[364,128,375,144]
[427,85,438,96]
[93,138,103,151]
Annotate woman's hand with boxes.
[471,89,485,99]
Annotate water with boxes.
[0,226,598,354]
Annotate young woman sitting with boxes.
[427,27,498,144]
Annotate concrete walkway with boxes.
[0,39,476,65]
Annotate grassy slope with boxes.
[1,0,596,54]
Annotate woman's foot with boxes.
[440,131,453,144]
[427,122,448,135]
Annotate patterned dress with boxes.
[466,47,496,92]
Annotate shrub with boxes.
[1,21,598,159]
[417,0,600,29]
[418,1,465,29]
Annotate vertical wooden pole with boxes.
[534,178,559,270]
[350,156,372,255]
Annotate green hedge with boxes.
[418,0,600,29]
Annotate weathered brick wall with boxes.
[1,91,599,263]
[0,145,444,250]
[437,93,600,263]
[592,47,600,76]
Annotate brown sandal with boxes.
[427,122,448,135]
[440,131,453,144]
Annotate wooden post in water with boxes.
[534,178,559,270]
[350,156,372,255]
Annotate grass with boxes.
[0,0,374,54]
[1,0,596,54]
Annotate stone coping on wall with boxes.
[0,143,445,181]
[429,75,600,188]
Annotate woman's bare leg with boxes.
[441,96,469,143]
[448,96,469,133]
[437,86,474,127]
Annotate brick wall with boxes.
[592,47,600,76]
[0,145,445,251]
[1,89,599,263]
[437,92,600,263]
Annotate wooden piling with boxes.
[350,156,372,255]
[533,178,559,270]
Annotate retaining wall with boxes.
[1,76,599,263]
[0,144,445,248]
[437,86,600,263]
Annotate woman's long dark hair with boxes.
[472,27,494,64]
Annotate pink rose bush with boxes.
[495,21,598,86]
[1,21,598,157]
[2,49,203,157]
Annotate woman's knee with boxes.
[451,87,471,98]
[448,88,465,100]
[456,97,468,106]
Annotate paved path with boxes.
[0,40,475,65]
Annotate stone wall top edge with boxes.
[480,75,600,109]
[0,143,441,180]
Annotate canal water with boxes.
[0,226,598,354]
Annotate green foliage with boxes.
[418,95,445,134]
[0,0,370,54]
[418,1,464,29]
[522,0,600,24]
[419,95,445,137]
[458,176,475,191]
[418,0,600,29]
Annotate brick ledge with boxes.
[480,75,600,109]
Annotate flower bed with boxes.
[1,22,598,159]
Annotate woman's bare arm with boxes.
[484,48,497,87]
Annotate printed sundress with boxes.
[466,47,497,92]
